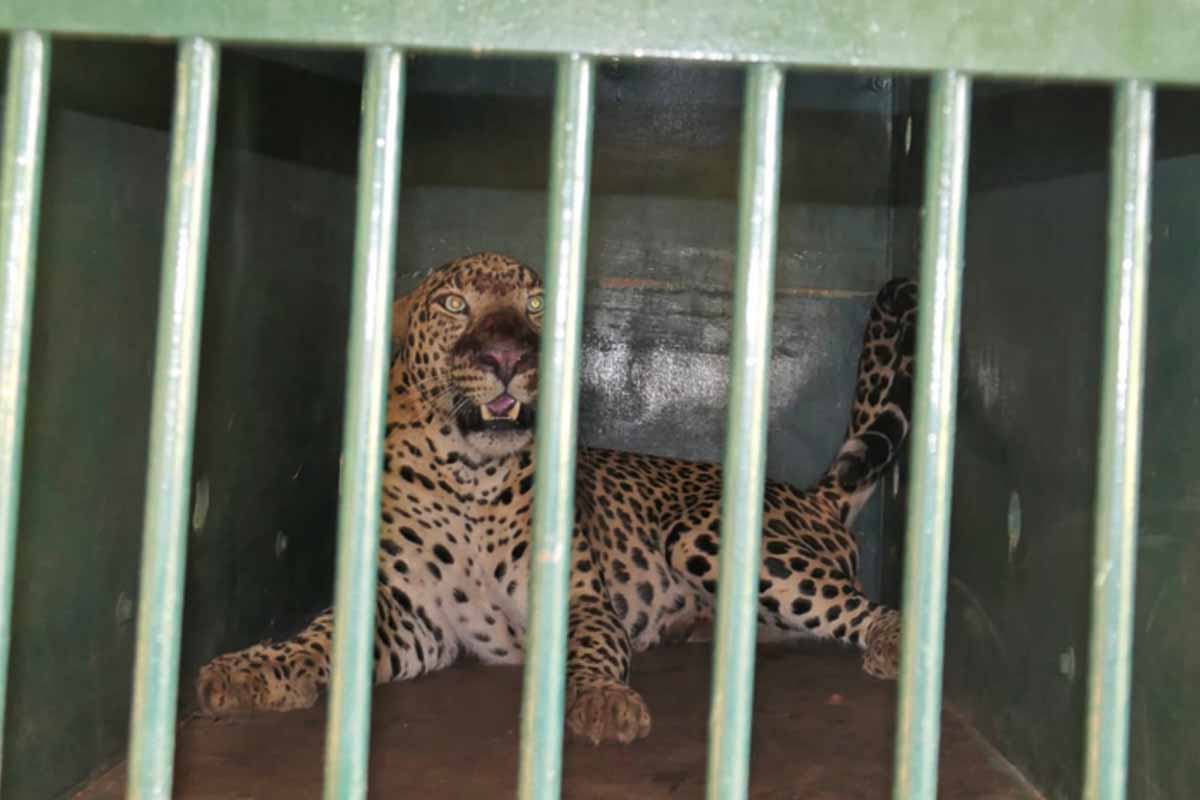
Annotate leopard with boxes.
[196,251,917,745]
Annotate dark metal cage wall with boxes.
[2,2,1196,799]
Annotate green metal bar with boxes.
[323,46,405,800]
[891,70,972,800]
[126,37,219,800]
[3,0,1200,85]
[705,62,785,800]
[1082,79,1154,800]
[0,29,50,777]
[517,53,595,800]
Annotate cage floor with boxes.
[75,642,1038,799]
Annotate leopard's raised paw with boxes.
[862,612,901,680]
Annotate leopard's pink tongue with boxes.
[486,394,517,417]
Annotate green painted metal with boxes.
[891,70,972,800]
[1082,79,1154,800]
[322,46,405,800]
[0,29,49,779]
[516,53,595,800]
[924,86,1199,800]
[3,0,1200,84]
[705,62,785,800]
[2,71,364,800]
[1133,154,1200,800]
[126,37,219,800]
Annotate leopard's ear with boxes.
[391,292,413,357]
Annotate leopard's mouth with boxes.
[481,393,521,422]
[456,392,535,433]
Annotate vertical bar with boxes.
[323,46,405,800]
[517,53,595,800]
[891,70,972,800]
[1082,79,1154,800]
[705,62,785,800]
[0,30,50,775]
[126,37,219,800]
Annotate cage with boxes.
[0,4,1197,800]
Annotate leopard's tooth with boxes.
[480,404,496,421]
[503,401,522,421]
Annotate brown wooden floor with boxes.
[76,642,1040,799]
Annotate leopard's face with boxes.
[397,253,543,459]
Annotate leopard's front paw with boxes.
[197,658,258,715]
[862,611,901,680]
[565,682,652,745]
[197,653,319,715]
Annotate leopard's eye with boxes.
[438,294,468,315]
[527,294,544,314]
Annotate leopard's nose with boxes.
[478,344,535,383]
